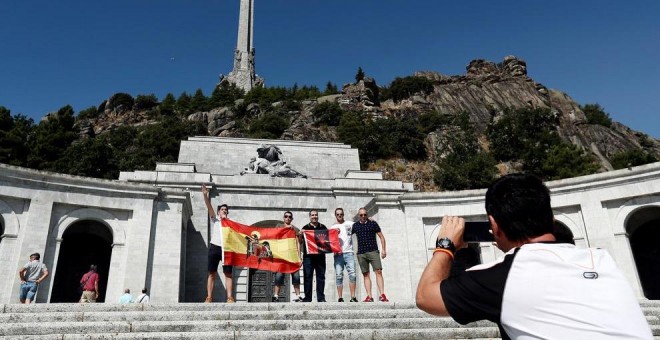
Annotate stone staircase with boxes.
[1,300,658,339]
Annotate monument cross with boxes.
[222,0,264,92]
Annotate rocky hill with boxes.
[81,56,660,191]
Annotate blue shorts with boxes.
[19,282,38,301]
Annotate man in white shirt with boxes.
[135,288,150,303]
[416,173,653,339]
[330,208,357,302]
[202,184,235,303]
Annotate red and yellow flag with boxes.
[221,218,302,273]
[303,229,341,254]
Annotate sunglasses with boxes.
[359,214,367,217]
[335,213,344,216]
[284,215,293,218]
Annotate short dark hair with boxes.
[485,173,554,242]
[89,264,97,272]
[284,211,293,218]
[309,209,318,216]
[142,288,148,294]
[335,208,344,214]
[553,223,575,245]
[217,204,229,213]
[30,253,40,260]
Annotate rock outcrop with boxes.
[77,56,659,190]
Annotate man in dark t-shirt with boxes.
[352,208,388,302]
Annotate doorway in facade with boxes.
[50,220,113,302]
[626,206,660,300]
[247,219,291,302]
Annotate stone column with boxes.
[9,195,53,303]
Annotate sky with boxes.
[1,1,659,137]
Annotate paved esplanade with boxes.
[224,0,264,91]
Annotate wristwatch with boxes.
[436,237,456,255]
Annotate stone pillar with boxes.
[9,195,53,303]
[149,200,185,303]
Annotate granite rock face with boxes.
[77,56,658,189]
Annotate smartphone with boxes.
[463,221,494,243]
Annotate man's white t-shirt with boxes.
[331,221,354,254]
[210,216,224,247]
[135,293,150,303]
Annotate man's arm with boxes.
[95,278,99,295]
[36,269,49,284]
[201,184,216,219]
[377,231,387,259]
[416,215,465,316]
[18,267,26,284]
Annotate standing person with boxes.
[301,210,327,302]
[118,288,133,304]
[79,264,99,303]
[330,208,357,302]
[416,173,653,339]
[135,288,150,304]
[18,253,49,304]
[352,208,388,302]
[272,211,303,302]
[202,184,235,303]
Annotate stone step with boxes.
[0,328,503,340]
[1,309,657,325]
[0,318,499,336]
[1,302,414,313]
[0,308,432,323]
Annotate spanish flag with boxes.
[222,218,302,273]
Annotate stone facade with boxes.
[0,165,192,304]
[1,136,659,304]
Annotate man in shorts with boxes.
[18,252,49,304]
[352,208,388,302]
[330,208,357,302]
[273,211,303,302]
[202,184,235,303]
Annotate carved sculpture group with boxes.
[241,144,307,178]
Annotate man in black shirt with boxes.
[301,210,327,302]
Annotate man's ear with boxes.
[488,215,503,238]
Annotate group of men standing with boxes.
[202,185,389,303]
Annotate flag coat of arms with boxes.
[221,218,302,273]
[303,228,342,254]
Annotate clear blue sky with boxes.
[1,1,658,137]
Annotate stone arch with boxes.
[55,208,125,245]
[47,208,125,303]
[51,219,114,302]
[624,205,660,300]
[0,198,20,238]
[613,196,660,235]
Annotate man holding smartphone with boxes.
[416,174,652,339]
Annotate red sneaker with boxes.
[379,294,389,302]
[363,296,374,302]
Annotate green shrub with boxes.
[77,106,99,120]
[610,150,658,170]
[541,144,600,180]
[312,102,344,126]
[581,103,612,128]
[134,94,159,111]
[382,76,434,102]
[107,93,134,112]
[248,113,288,139]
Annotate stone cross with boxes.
[223,0,264,91]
